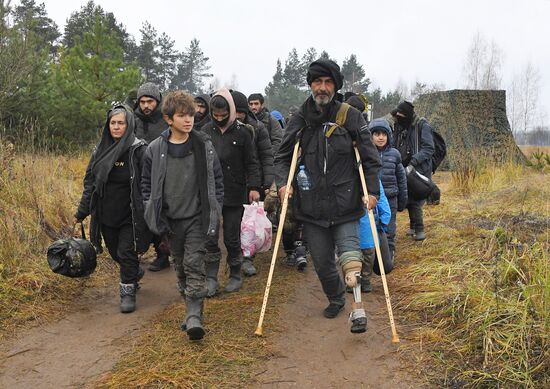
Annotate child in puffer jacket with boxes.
[368,118,407,261]
[357,180,391,293]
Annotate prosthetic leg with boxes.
[342,261,367,334]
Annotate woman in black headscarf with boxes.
[75,105,150,313]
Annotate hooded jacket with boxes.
[255,107,283,155]
[134,97,169,144]
[368,118,408,211]
[385,113,435,179]
[141,129,223,237]
[275,96,381,228]
[241,113,275,188]
[76,105,150,253]
[193,94,211,131]
[359,180,391,249]
[201,89,261,207]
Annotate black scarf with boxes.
[301,95,339,127]
[91,105,136,196]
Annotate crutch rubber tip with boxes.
[254,327,263,336]
[391,334,400,343]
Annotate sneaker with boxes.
[414,230,426,241]
[323,302,345,318]
[149,255,170,272]
[242,257,257,277]
[350,314,367,333]
[296,255,307,271]
[285,253,297,267]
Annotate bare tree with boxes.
[462,32,503,90]
[520,62,541,134]
[507,76,521,136]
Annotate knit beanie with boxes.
[231,91,249,113]
[137,82,161,103]
[396,101,415,119]
[306,59,344,91]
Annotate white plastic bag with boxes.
[241,202,272,257]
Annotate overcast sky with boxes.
[38,0,550,124]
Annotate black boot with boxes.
[409,206,425,240]
[295,244,307,271]
[119,283,136,313]
[205,260,220,297]
[134,266,145,291]
[184,297,205,340]
[149,253,170,272]
[224,264,242,293]
[361,255,373,293]
[242,256,257,276]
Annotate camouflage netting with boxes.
[414,90,525,170]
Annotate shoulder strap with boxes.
[325,103,351,138]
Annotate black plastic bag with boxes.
[47,223,97,278]
[373,230,394,275]
[407,169,437,201]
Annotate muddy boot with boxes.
[119,283,136,313]
[414,229,426,241]
[284,252,297,267]
[295,244,307,271]
[205,260,220,297]
[184,297,205,340]
[409,206,425,241]
[149,253,170,272]
[242,256,257,277]
[224,264,243,293]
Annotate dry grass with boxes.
[95,256,302,388]
[393,168,549,388]
[519,145,550,157]
[0,141,116,339]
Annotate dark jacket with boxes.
[255,107,283,156]
[134,102,168,144]
[367,118,408,211]
[201,119,261,207]
[193,94,211,132]
[76,138,150,254]
[274,97,381,228]
[387,113,435,179]
[242,113,275,188]
[141,129,223,237]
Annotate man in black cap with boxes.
[274,59,381,334]
[134,82,171,271]
[387,101,435,241]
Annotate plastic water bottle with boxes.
[296,165,312,191]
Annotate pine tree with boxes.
[156,32,178,91]
[341,54,370,95]
[49,16,141,144]
[283,48,303,87]
[13,0,60,54]
[170,38,212,94]
[63,1,136,62]
[137,21,160,84]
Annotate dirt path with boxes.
[0,267,181,388]
[253,266,427,388]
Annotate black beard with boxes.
[194,112,205,122]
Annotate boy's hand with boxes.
[249,190,260,203]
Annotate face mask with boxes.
[213,116,229,128]
[397,116,411,127]
[194,111,205,122]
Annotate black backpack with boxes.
[47,223,97,278]
[416,118,447,174]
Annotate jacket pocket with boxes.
[333,178,361,217]
[296,186,322,219]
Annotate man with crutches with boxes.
[274,59,381,333]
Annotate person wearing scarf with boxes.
[75,105,150,313]
[274,59,381,334]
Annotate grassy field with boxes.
[1,138,548,387]
[0,141,117,339]
[519,145,550,157]
[393,164,549,388]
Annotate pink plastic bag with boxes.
[241,202,273,257]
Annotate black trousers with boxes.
[101,223,139,284]
[205,205,243,265]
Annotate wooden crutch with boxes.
[355,147,400,343]
[255,142,300,336]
